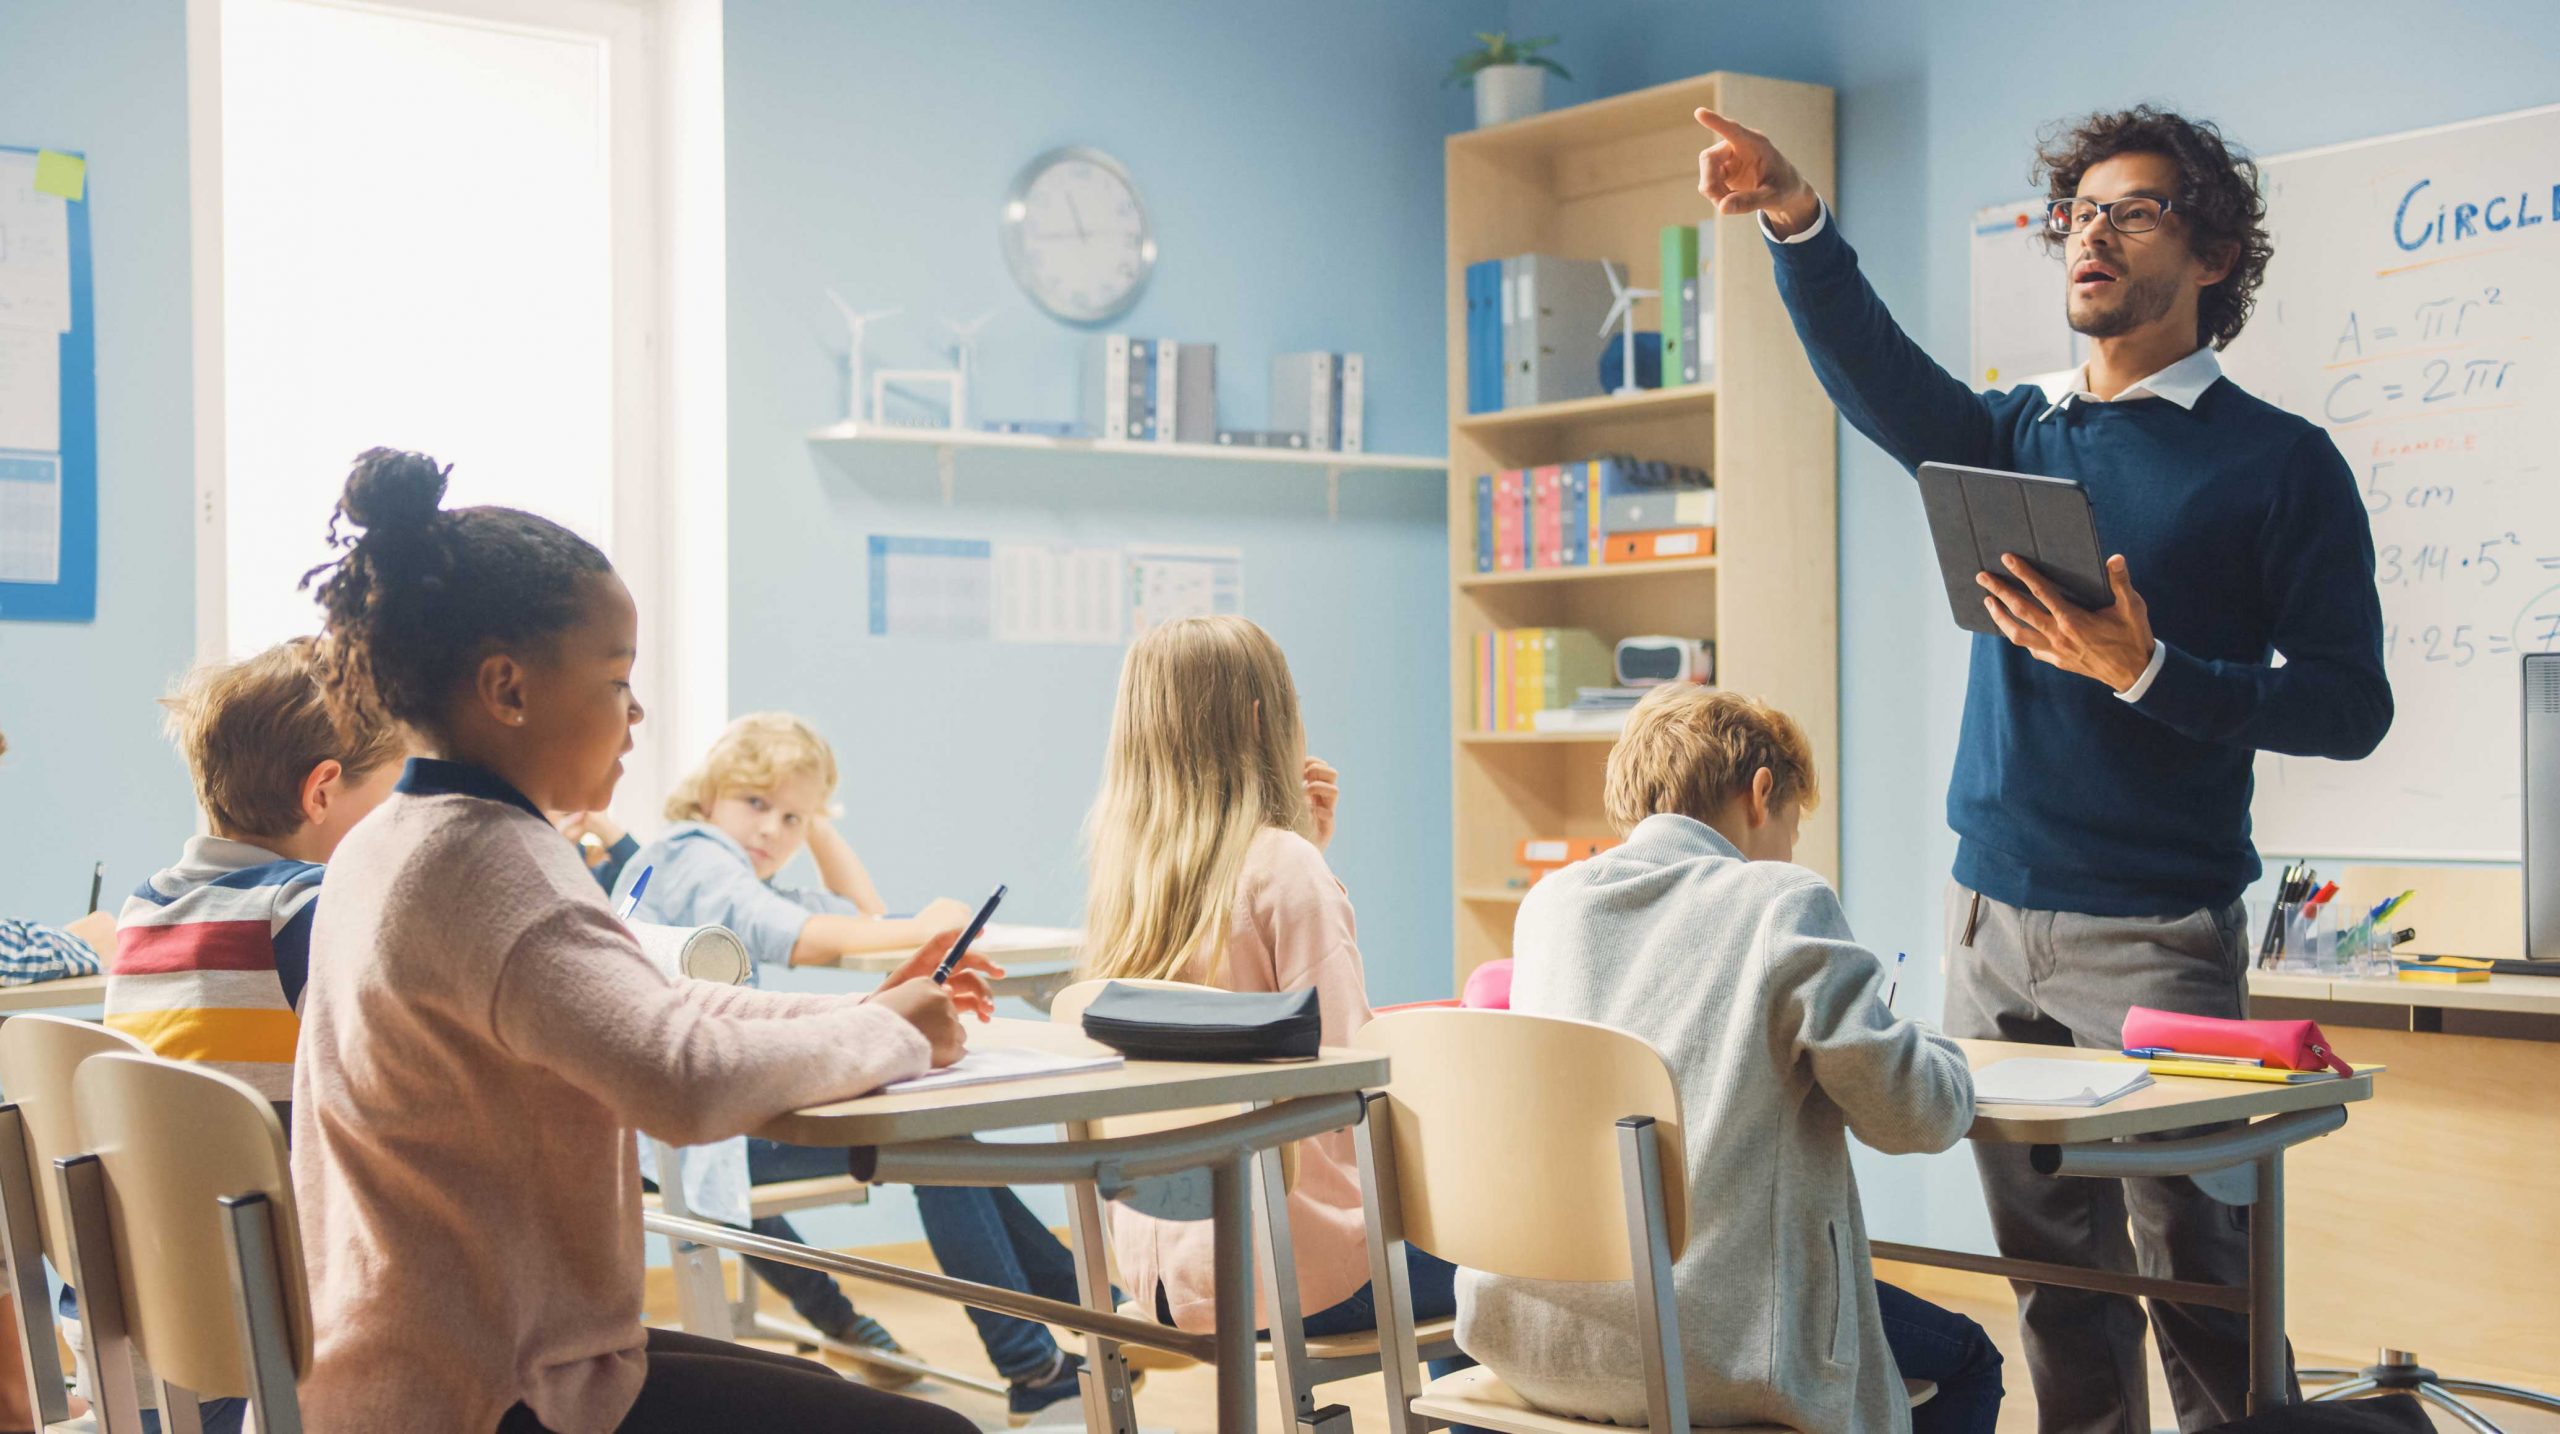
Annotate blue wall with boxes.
[720,0,1499,1248]
[1522,0,2560,1251]
[0,1,199,922]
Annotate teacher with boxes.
[1697,105,2392,1432]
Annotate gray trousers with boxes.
[1941,880,2297,1434]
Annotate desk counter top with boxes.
[2248,967,2560,1018]
[757,1017,1384,1148]
[0,973,107,1014]
[1960,1038,2376,1145]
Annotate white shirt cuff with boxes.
[1760,199,1830,245]
[2115,640,2169,702]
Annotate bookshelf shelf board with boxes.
[1457,729,1623,747]
[1454,384,1716,437]
[1458,556,1718,589]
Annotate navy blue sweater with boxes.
[1770,218,2392,917]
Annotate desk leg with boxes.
[645,1138,731,1338]
[1212,1154,1257,1434]
[1064,1123,1140,1434]
[2248,1151,2284,1414]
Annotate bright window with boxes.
[218,0,623,658]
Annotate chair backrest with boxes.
[72,1052,313,1397]
[1354,1007,1686,1282]
[0,1014,152,1275]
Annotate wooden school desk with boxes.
[2248,965,2560,1387]
[1871,1039,2380,1416]
[0,975,107,1016]
[641,1018,1386,1434]
[838,924,1084,1009]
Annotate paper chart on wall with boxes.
[867,534,994,640]
[1125,545,1243,636]
[0,324,59,453]
[0,453,62,585]
[1969,199,2086,391]
[994,544,1122,645]
[0,152,71,334]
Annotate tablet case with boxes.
[1917,461,2114,635]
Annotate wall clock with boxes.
[1001,146,1155,324]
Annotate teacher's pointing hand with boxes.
[1978,553,2157,694]
[1695,107,1823,238]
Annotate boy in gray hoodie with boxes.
[1456,685,2002,1434]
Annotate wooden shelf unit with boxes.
[1446,72,1839,985]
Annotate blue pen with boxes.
[1886,951,1907,1009]
[616,865,653,922]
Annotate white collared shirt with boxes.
[1762,200,2197,703]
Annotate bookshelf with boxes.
[1447,72,1838,984]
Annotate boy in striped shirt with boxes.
[110,638,410,1111]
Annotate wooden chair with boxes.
[1051,978,1459,1434]
[60,1052,310,1434]
[0,1013,153,1427]
[1351,1008,1930,1433]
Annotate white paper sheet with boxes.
[0,155,72,334]
[0,325,60,453]
[0,453,62,584]
[1971,1057,2153,1107]
[1125,544,1243,636]
[994,543,1123,644]
[880,1045,1124,1095]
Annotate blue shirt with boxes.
[0,918,102,986]
[612,823,865,973]
[1768,214,2392,916]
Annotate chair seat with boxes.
[640,1174,870,1220]
[1409,1366,1933,1432]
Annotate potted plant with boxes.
[1446,32,1570,129]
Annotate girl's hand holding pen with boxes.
[874,928,1002,1021]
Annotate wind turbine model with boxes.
[1597,260,1659,398]
[942,312,996,431]
[824,289,899,425]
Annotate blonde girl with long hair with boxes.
[1081,617,1475,1394]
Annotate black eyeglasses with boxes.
[2047,195,2175,236]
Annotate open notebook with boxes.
[1972,1057,2154,1108]
[881,1045,1125,1096]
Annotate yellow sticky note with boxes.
[33,151,85,202]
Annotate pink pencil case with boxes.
[2120,1007,2353,1076]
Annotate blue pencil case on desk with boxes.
[1080,983,1323,1062]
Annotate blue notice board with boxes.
[0,144,97,622]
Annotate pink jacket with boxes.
[1108,827,1377,1332]
[291,765,931,1433]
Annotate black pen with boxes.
[86,861,102,914]
[933,884,1007,985]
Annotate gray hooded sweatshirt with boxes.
[1456,813,1974,1432]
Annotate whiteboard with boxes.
[2218,103,2560,860]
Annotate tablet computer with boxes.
[1916,461,2114,635]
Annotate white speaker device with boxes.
[1615,636,1714,687]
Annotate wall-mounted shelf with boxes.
[809,422,1444,518]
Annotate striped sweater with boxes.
[107,836,320,1102]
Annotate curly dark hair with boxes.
[2033,106,2273,351]
[300,447,613,742]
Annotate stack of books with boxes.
[1531,686,1651,734]
[1473,628,1611,733]
[1475,455,1716,572]
[1086,337,1218,444]
[1514,836,1625,887]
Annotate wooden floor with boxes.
[647,1245,2560,1432]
